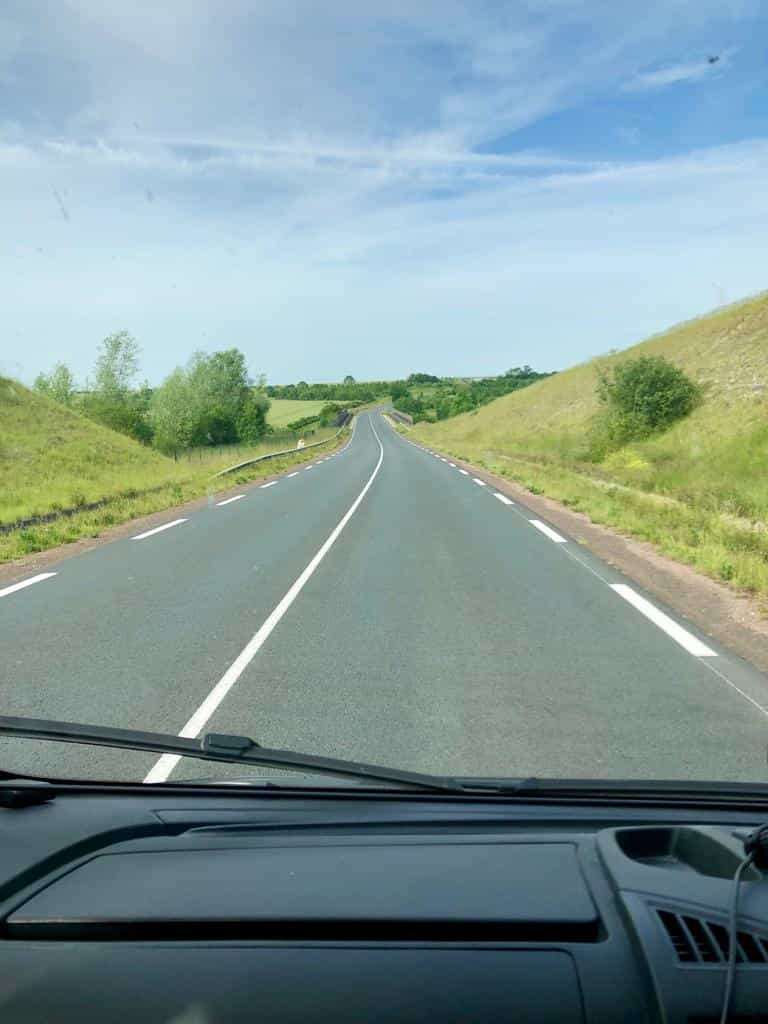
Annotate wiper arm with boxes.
[0,715,464,793]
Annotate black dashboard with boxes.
[2,786,768,1022]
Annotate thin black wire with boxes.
[719,851,755,1024]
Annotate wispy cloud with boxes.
[0,2,765,384]
[623,53,730,92]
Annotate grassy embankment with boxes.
[265,399,330,428]
[412,293,768,600]
[0,379,344,563]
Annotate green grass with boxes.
[0,378,345,563]
[266,399,329,428]
[412,292,768,601]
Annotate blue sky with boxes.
[1,1,767,385]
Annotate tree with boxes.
[93,331,140,398]
[149,368,194,457]
[186,348,251,445]
[34,362,75,405]
[82,331,149,441]
[237,390,269,443]
[343,375,356,384]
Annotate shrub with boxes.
[587,356,700,460]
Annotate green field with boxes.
[266,399,329,428]
[0,378,344,562]
[412,292,768,599]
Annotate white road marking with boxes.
[0,572,57,598]
[529,519,567,544]
[260,481,278,489]
[144,419,386,784]
[610,584,717,657]
[494,493,514,505]
[132,519,187,541]
[448,462,456,467]
[459,469,469,475]
[216,494,245,507]
[287,471,300,478]
[305,465,314,470]
[473,478,486,487]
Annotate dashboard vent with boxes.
[656,909,768,966]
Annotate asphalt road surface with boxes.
[2,410,768,785]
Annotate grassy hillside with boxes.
[0,378,343,562]
[266,399,329,428]
[412,292,768,598]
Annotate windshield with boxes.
[2,3,767,789]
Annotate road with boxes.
[2,410,768,785]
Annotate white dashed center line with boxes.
[132,519,187,541]
[216,494,245,506]
[260,481,278,489]
[287,471,299,478]
[144,419,386,784]
[493,493,514,505]
[473,478,486,487]
[459,469,469,476]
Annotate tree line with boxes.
[265,376,387,403]
[391,366,553,422]
[34,332,270,457]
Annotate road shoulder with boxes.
[402,434,768,676]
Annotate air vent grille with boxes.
[656,909,768,966]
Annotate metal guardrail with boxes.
[388,409,413,426]
[0,418,354,536]
[212,417,351,478]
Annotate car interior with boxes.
[2,725,768,1023]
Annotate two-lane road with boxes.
[2,411,767,783]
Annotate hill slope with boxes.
[412,292,768,597]
[0,377,180,527]
[0,378,345,563]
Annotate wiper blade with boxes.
[0,715,463,793]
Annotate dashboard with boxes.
[2,786,768,1022]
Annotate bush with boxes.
[588,356,700,460]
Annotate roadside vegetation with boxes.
[390,367,552,423]
[412,292,768,601]
[265,376,388,404]
[0,375,344,563]
[267,399,356,433]
[35,333,270,458]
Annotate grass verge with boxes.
[412,292,768,604]
[1,427,347,564]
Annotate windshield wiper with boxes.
[0,715,465,793]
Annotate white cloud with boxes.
[623,50,734,91]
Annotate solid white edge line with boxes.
[144,418,385,784]
[493,493,514,505]
[132,518,187,541]
[472,478,486,487]
[610,583,717,657]
[216,494,245,506]
[260,481,278,489]
[0,572,57,598]
[529,519,567,544]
